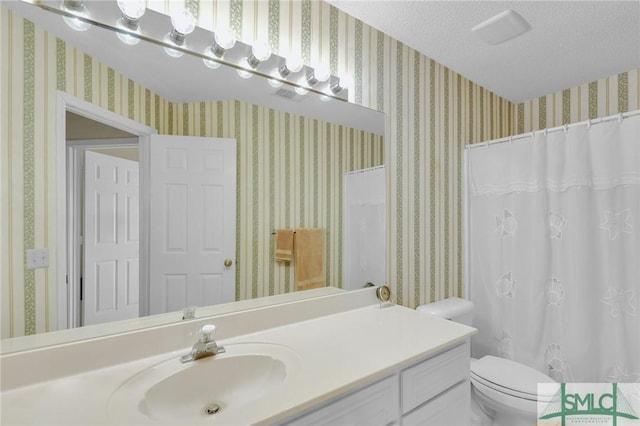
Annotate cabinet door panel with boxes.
[402,381,470,426]
[401,342,469,414]
[283,375,399,426]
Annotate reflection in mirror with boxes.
[1,0,385,353]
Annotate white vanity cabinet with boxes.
[282,341,470,426]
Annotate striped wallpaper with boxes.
[6,1,636,340]
[147,0,515,312]
[170,100,383,300]
[1,7,173,338]
[514,69,640,133]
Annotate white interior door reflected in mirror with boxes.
[83,150,140,326]
[344,166,387,291]
[148,136,237,314]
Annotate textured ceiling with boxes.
[326,0,640,103]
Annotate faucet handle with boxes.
[199,324,217,343]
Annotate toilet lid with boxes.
[470,356,554,398]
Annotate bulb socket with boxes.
[246,54,261,69]
[120,15,139,30]
[170,29,186,45]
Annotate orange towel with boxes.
[294,228,325,291]
[274,229,294,263]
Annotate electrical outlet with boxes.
[26,248,49,270]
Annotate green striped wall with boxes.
[148,0,514,311]
[1,8,171,338]
[170,100,383,300]
[514,69,640,133]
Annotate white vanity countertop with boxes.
[1,303,476,425]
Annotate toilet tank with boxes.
[416,297,474,326]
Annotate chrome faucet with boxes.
[180,324,226,363]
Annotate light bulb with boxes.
[331,73,354,93]
[341,73,354,89]
[117,0,145,20]
[63,15,90,32]
[246,39,271,68]
[214,27,236,50]
[163,34,183,58]
[268,78,283,88]
[203,57,221,69]
[313,63,330,83]
[115,1,144,46]
[208,27,236,58]
[306,62,330,86]
[319,94,332,102]
[236,58,253,79]
[115,18,140,46]
[61,0,90,32]
[294,86,308,96]
[164,9,195,58]
[279,52,303,78]
[285,54,303,73]
[170,9,196,35]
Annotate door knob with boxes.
[224,259,233,267]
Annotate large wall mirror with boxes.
[2,0,385,353]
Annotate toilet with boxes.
[416,297,555,426]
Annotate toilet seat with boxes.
[470,356,555,405]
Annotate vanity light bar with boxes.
[39,0,349,101]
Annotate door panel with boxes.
[148,136,236,315]
[84,150,139,325]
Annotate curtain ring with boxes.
[563,124,569,133]
[618,113,624,123]
[543,128,548,137]
[587,119,592,130]
[509,136,513,144]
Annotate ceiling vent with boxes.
[471,9,530,45]
[273,88,304,101]
[275,88,296,98]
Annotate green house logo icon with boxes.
[539,383,639,425]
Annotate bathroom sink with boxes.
[108,342,301,424]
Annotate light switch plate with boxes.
[26,248,49,269]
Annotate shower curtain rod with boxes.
[466,108,640,150]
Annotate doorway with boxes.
[56,92,156,330]
[56,92,237,331]
[66,116,140,327]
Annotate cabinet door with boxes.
[283,375,399,426]
[402,381,470,426]
[401,342,469,414]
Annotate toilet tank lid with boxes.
[416,297,474,318]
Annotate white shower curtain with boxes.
[344,166,386,291]
[466,113,640,383]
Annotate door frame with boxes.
[56,91,156,330]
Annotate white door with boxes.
[83,150,139,326]
[148,135,236,315]
[344,166,387,291]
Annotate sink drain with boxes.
[203,403,222,416]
